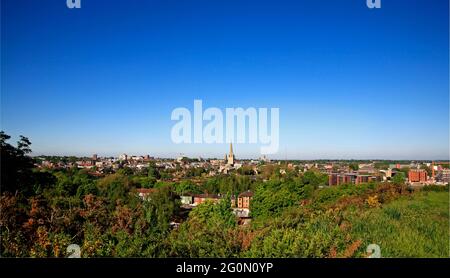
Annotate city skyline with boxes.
[1,0,449,160]
[25,143,450,162]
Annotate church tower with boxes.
[227,143,235,165]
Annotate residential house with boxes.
[192,193,221,206]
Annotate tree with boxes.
[349,163,359,171]
[251,179,306,218]
[301,170,328,188]
[167,198,240,257]
[117,167,133,176]
[392,172,406,185]
[142,186,180,235]
[237,165,255,175]
[421,165,432,177]
[0,131,54,195]
[188,196,235,228]
[148,164,161,180]
[97,173,131,208]
[175,181,202,195]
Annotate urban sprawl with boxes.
[35,144,450,226]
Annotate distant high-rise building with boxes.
[92,154,98,161]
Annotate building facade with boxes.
[193,194,221,206]
[237,191,253,209]
[408,169,428,183]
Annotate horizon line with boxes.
[30,154,450,162]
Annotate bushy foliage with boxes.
[250,173,320,218]
[167,199,241,257]
[392,172,406,185]
[1,132,448,258]
[251,179,302,218]
[346,191,449,257]
[1,131,55,196]
[244,210,352,258]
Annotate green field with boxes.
[347,191,449,257]
[245,188,449,258]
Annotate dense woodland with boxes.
[1,131,448,257]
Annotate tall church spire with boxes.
[227,143,235,165]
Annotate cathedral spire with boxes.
[226,143,235,165]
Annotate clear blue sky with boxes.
[1,0,449,160]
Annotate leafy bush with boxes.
[167,199,240,257]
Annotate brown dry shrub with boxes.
[341,239,362,258]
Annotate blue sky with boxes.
[1,0,449,159]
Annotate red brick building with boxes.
[408,169,427,183]
[328,173,357,186]
[329,173,376,185]
[328,174,338,186]
[355,175,375,184]
[237,191,253,209]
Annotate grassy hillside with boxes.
[246,187,449,258]
[348,191,449,258]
